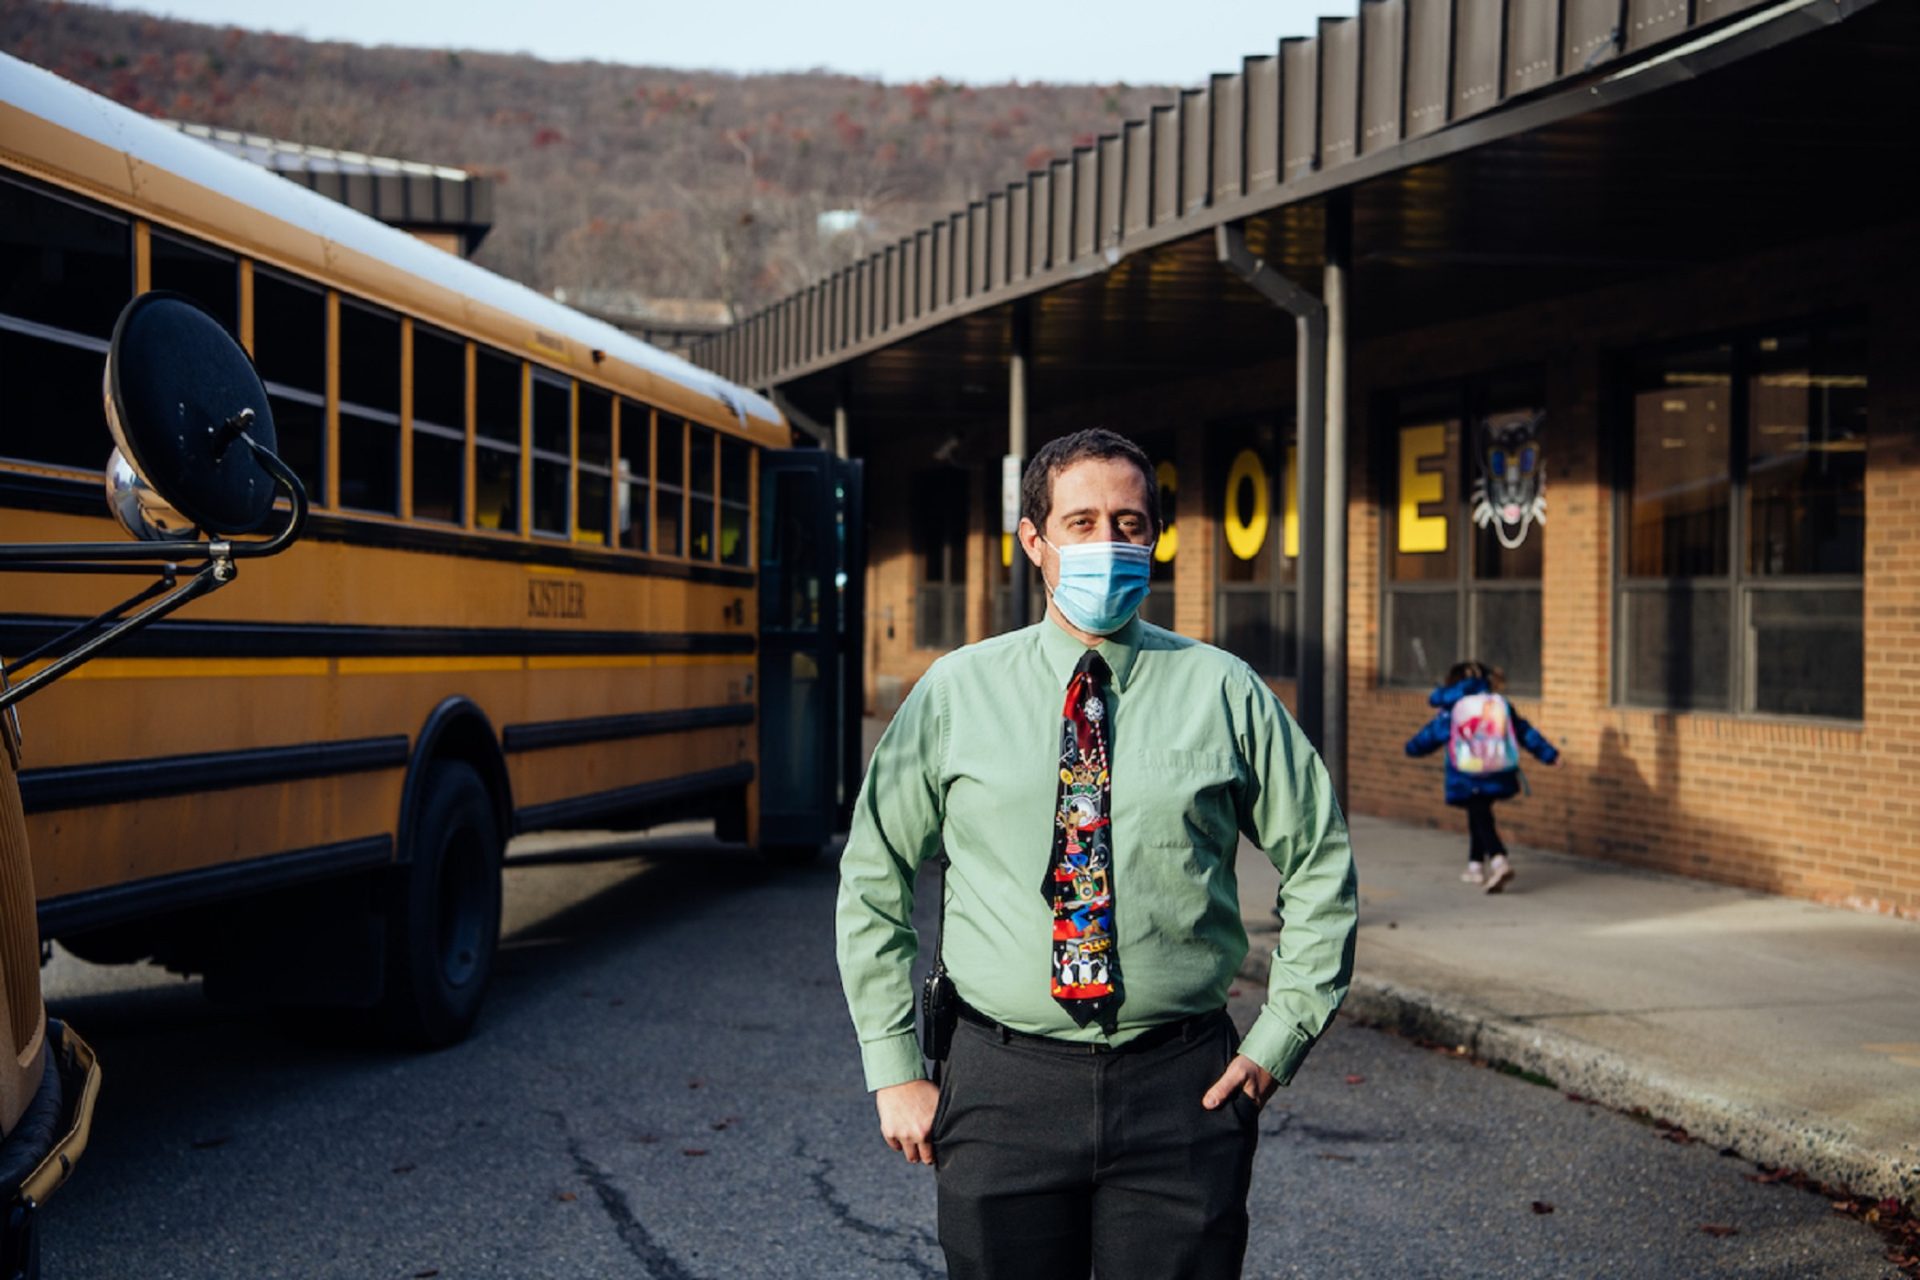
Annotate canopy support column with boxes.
[1216,221,1342,800]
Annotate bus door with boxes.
[757,450,864,852]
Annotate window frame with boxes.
[1378,368,1547,697]
[0,173,134,475]
[1210,418,1300,679]
[408,321,468,527]
[528,369,573,541]
[1610,316,1866,722]
[333,295,404,518]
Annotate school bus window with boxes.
[0,174,131,341]
[473,348,521,532]
[530,373,570,538]
[616,398,651,552]
[253,269,327,504]
[720,437,752,567]
[576,384,613,545]
[149,230,238,337]
[0,176,129,472]
[337,299,402,515]
[411,325,466,525]
[656,414,686,556]
[689,425,717,561]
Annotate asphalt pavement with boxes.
[35,823,1897,1278]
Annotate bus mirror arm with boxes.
[0,436,305,716]
[0,557,226,715]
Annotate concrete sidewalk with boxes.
[1237,814,1920,1203]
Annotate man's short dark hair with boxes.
[1020,428,1160,535]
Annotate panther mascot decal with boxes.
[1471,412,1546,550]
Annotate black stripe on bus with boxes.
[17,735,412,814]
[0,616,756,661]
[37,834,394,938]
[511,762,754,835]
[0,471,756,587]
[501,703,755,753]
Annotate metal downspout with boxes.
[1215,222,1338,794]
[1321,195,1351,804]
[1008,299,1032,629]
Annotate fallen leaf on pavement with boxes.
[1532,1201,1554,1215]
[1746,1168,1794,1184]
[1700,1224,1738,1238]
[683,1148,708,1157]
[1344,1075,1366,1085]
[555,1191,577,1202]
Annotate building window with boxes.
[473,348,520,533]
[337,299,401,515]
[530,372,570,537]
[655,415,686,556]
[1212,419,1297,677]
[1617,321,1864,719]
[576,385,613,545]
[149,231,237,337]
[252,269,326,503]
[0,174,131,473]
[912,468,968,650]
[616,399,651,552]
[1382,372,1545,694]
[719,437,753,567]
[410,325,465,525]
[688,425,717,561]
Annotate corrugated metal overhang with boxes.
[695,0,1910,430]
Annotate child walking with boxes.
[1404,660,1560,893]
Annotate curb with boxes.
[1337,974,1920,1204]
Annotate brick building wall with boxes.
[850,219,1918,917]
[1345,221,1918,918]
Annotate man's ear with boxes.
[1017,516,1046,569]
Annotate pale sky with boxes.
[92,0,1350,85]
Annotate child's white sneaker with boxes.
[1461,861,1486,884]
[1484,854,1514,894]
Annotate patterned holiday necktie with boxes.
[1044,650,1118,1025]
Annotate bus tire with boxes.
[383,760,501,1048]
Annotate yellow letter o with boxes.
[1223,448,1269,561]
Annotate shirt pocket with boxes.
[1119,747,1241,853]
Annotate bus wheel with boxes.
[384,760,501,1048]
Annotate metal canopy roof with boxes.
[692,0,1908,436]
[164,120,495,255]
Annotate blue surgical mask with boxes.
[1041,538,1153,635]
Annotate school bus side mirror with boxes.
[101,291,303,542]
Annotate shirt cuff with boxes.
[1238,1013,1315,1087]
[860,1033,928,1091]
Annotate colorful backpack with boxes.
[1449,692,1520,775]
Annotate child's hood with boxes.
[1429,675,1492,709]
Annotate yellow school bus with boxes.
[0,51,863,1049]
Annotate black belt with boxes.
[956,1001,1226,1055]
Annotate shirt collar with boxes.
[1038,612,1144,692]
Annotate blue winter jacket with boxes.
[1404,676,1559,806]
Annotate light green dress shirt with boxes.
[835,614,1358,1092]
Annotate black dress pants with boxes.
[933,1009,1259,1280]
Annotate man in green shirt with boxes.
[835,428,1357,1279]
